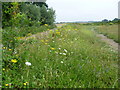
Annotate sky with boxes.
[46,0,119,22]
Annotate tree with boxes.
[20,3,41,21]
[40,5,55,25]
[112,18,120,23]
[102,19,109,22]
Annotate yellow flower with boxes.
[16,54,18,57]
[5,84,9,86]
[49,30,53,33]
[44,24,48,26]
[56,32,60,35]
[45,43,48,45]
[2,68,5,71]
[23,82,28,86]
[41,40,44,42]
[51,48,55,50]
[11,59,17,63]
[45,40,48,42]
[26,82,28,84]
[3,47,6,49]
[23,83,27,86]
[9,49,12,51]
[56,30,59,32]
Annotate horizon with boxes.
[46,0,119,22]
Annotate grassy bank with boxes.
[2,24,118,88]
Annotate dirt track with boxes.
[96,33,119,51]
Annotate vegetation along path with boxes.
[23,24,119,51]
[96,33,119,51]
[22,24,66,40]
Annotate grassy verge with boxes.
[2,24,118,88]
[94,24,119,43]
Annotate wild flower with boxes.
[2,68,5,71]
[59,53,62,55]
[16,54,18,57]
[64,49,68,53]
[58,48,61,50]
[51,48,55,50]
[45,40,48,42]
[23,82,28,86]
[50,30,53,32]
[56,32,60,35]
[3,47,6,49]
[44,24,48,26]
[63,53,66,55]
[61,61,63,63]
[11,59,17,63]
[45,43,48,45]
[23,83,27,86]
[8,49,12,51]
[25,62,31,66]
[5,84,9,86]
[41,40,44,42]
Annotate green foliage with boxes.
[2,2,56,27]
[2,24,118,88]
[2,2,19,27]
[21,3,41,21]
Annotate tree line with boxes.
[2,2,56,28]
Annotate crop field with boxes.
[2,24,118,88]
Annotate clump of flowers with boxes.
[2,68,5,71]
[3,47,6,49]
[56,32,60,35]
[45,43,48,45]
[5,84,9,86]
[61,61,64,63]
[51,48,55,50]
[25,62,31,66]
[23,82,28,86]
[44,24,48,26]
[8,49,12,51]
[11,59,17,63]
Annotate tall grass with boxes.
[2,24,118,88]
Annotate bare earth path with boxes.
[95,33,119,51]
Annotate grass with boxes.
[2,24,118,88]
[94,24,119,43]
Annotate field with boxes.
[2,24,118,88]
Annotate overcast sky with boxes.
[46,0,119,22]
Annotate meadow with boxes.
[2,23,118,88]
